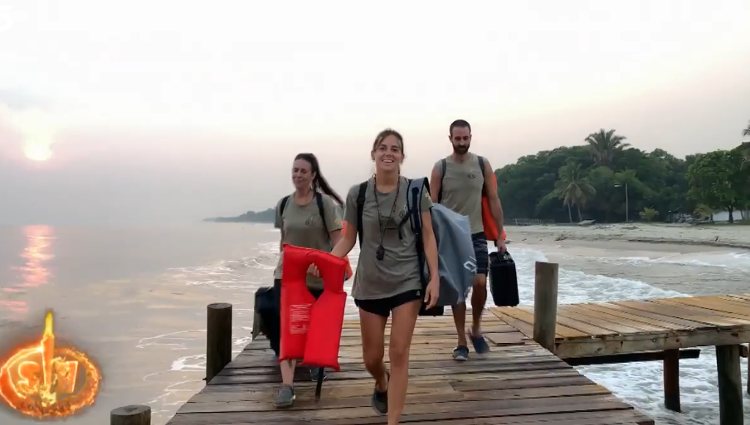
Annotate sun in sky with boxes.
[7,108,57,162]
[23,143,53,162]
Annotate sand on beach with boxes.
[506,222,750,250]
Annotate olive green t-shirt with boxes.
[344,177,433,300]
[273,192,343,290]
[437,153,485,234]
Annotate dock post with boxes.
[533,261,558,352]
[206,303,232,384]
[716,344,743,425]
[663,349,681,412]
[110,405,151,425]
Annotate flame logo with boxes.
[0,311,101,418]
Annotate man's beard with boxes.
[453,145,469,154]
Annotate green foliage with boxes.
[687,150,746,223]
[639,207,659,222]
[693,204,713,219]
[206,208,275,223]
[585,129,630,166]
[547,162,596,222]
[495,128,748,223]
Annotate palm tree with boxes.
[743,121,750,137]
[585,129,630,166]
[553,162,596,222]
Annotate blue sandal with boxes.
[468,329,490,354]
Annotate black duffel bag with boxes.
[252,285,281,356]
[488,250,519,307]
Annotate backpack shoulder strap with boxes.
[355,181,368,248]
[437,159,447,203]
[477,155,488,194]
[315,192,330,236]
[279,195,290,216]
[407,177,429,284]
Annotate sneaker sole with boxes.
[275,395,295,408]
[372,405,387,416]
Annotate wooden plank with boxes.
[604,302,713,330]
[611,300,744,327]
[649,299,750,325]
[166,310,653,425]
[555,327,750,358]
[558,305,663,335]
[485,331,527,345]
[490,309,536,337]
[494,306,590,338]
[666,296,750,318]
[169,395,638,424]
[179,384,612,413]
[578,303,688,331]
[724,294,750,302]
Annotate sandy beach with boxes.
[504,223,750,297]
[506,222,750,250]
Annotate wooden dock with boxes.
[493,294,750,359]
[166,312,653,424]
[494,293,750,424]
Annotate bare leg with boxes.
[451,302,468,347]
[279,359,296,386]
[387,299,421,425]
[471,274,487,336]
[359,308,389,391]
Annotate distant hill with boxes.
[204,208,275,223]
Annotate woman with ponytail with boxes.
[271,152,344,408]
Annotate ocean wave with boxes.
[587,251,750,271]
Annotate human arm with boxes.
[429,162,441,203]
[331,221,356,258]
[483,159,506,252]
[420,210,440,309]
[274,198,285,252]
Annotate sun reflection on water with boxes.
[0,225,56,315]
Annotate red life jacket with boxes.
[279,243,347,371]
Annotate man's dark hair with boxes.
[449,119,471,135]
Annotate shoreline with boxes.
[506,223,750,251]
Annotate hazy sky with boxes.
[1,0,749,225]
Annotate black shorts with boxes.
[472,232,489,276]
[355,289,423,318]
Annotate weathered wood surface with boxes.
[492,294,750,358]
[167,313,652,424]
[494,294,750,424]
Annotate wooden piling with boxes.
[663,348,681,412]
[533,261,558,352]
[206,303,232,383]
[111,405,150,425]
[716,344,743,425]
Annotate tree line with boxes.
[495,123,750,224]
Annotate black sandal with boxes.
[371,371,389,415]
